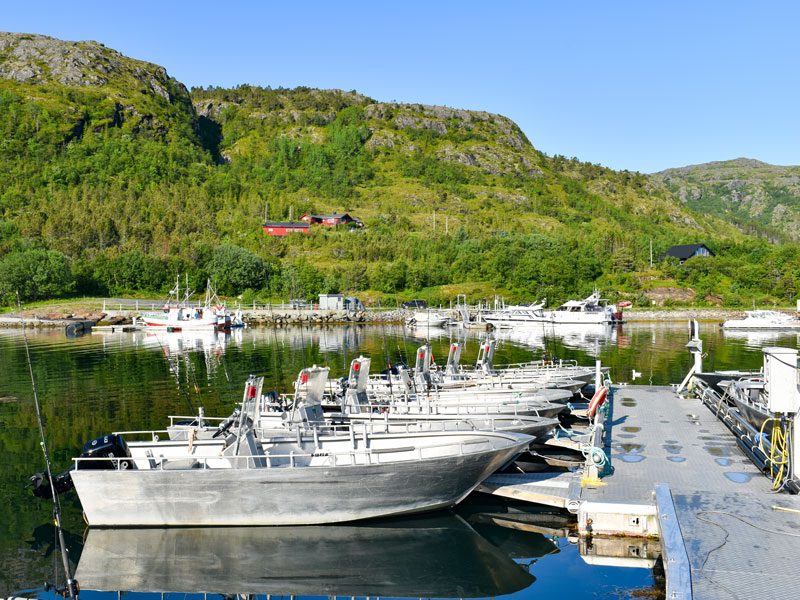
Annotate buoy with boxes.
[587,386,609,418]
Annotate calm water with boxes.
[1,321,796,598]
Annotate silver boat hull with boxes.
[71,435,528,526]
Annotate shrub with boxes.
[0,249,74,301]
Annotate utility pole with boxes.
[650,238,653,268]
[264,201,268,224]
[289,205,292,222]
[446,215,448,234]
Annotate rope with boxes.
[581,445,610,472]
[758,418,791,491]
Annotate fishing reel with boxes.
[44,578,80,598]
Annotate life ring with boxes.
[587,386,608,418]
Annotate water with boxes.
[1,321,796,598]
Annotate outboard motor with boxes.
[29,433,132,499]
[79,434,132,470]
[29,468,75,499]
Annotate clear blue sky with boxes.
[4,1,799,173]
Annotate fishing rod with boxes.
[18,292,78,600]
[380,311,394,398]
[271,324,284,403]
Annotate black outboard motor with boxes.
[79,434,132,470]
[29,467,76,499]
[29,434,133,499]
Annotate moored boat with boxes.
[62,370,532,526]
[722,309,800,330]
[139,276,232,330]
[544,290,622,325]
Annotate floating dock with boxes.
[481,384,800,599]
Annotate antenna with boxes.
[19,292,78,600]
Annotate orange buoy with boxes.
[587,386,609,418]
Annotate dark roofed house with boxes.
[302,213,353,225]
[300,213,364,230]
[659,243,715,265]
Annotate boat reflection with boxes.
[74,513,534,598]
[470,520,560,560]
[722,328,800,350]
[496,323,620,352]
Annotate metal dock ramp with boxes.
[480,384,800,599]
[586,385,800,599]
[478,471,582,511]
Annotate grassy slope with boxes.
[0,33,797,306]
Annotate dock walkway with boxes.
[586,385,800,599]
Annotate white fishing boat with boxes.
[722,310,800,330]
[481,300,548,328]
[62,370,532,526]
[139,276,231,331]
[407,310,448,328]
[375,342,590,396]
[335,357,560,442]
[544,290,623,325]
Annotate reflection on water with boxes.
[1,320,796,597]
[722,328,800,349]
[75,514,533,598]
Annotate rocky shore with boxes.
[2,302,796,329]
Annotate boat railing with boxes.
[493,359,579,369]
[71,432,504,470]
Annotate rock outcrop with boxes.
[0,32,190,105]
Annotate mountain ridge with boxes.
[0,31,797,308]
[652,157,800,240]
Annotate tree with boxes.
[0,249,73,301]
[206,245,272,295]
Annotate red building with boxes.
[262,222,310,236]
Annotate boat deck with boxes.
[585,385,800,599]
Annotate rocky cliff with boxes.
[0,32,196,139]
[654,158,800,240]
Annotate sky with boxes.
[3,1,799,173]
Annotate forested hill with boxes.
[0,32,798,308]
[654,158,800,242]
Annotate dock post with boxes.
[595,360,601,390]
[678,320,703,393]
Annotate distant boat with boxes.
[482,301,548,328]
[139,276,232,330]
[407,310,448,328]
[545,290,623,325]
[722,310,800,330]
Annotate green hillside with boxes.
[0,32,798,308]
[654,158,800,242]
